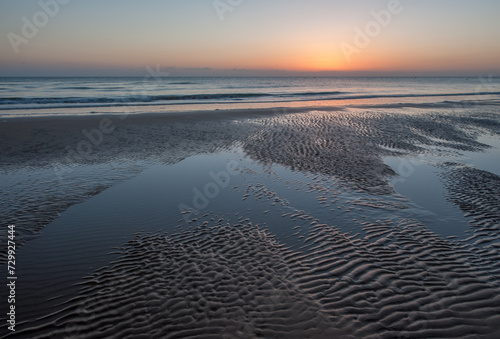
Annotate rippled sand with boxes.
[16,218,500,338]
[2,105,500,338]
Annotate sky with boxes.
[0,0,499,76]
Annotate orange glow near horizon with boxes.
[2,40,498,76]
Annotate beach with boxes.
[2,0,500,335]
[1,86,500,338]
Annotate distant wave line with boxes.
[0,91,346,105]
[1,91,499,110]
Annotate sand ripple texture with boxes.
[243,109,499,195]
[15,221,347,339]
[443,165,500,232]
[441,164,500,285]
[14,217,500,338]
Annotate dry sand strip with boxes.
[12,217,500,338]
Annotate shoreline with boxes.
[0,105,343,123]
[1,96,500,120]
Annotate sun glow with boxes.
[306,54,345,71]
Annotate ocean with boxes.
[1,76,500,117]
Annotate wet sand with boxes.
[1,103,500,338]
